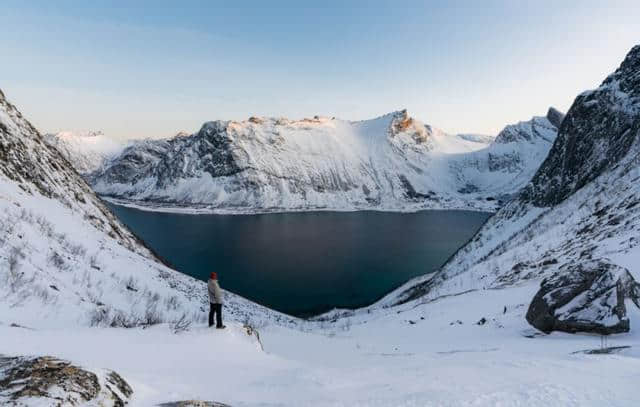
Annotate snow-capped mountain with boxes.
[0,89,290,329]
[380,45,640,335]
[448,108,561,202]
[88,109,560,213]
[44,130,128,174]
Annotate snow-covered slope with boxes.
[44,130,128,174]
[4,281,640,406]
[448,108,561,202]
[379,45,640,334]
[0,89,292,329]
[88,110,560,213]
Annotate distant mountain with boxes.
[0,89,289,329]
[44,130,128,174]
[381,45,640,335]
[449,108,560,202]
[86,109,560,213]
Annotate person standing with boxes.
[208,272,226,329]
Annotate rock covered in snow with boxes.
[0,355,132,406]
[493,109,558,144]
[526,261,640,334]
[87,109,558,213]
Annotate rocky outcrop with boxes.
[526,261,640,334]
[158,401,231,407]
[546,107,565,128]
[523,45,640,207]
[0,355,133,406]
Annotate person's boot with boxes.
[216,325,226,329]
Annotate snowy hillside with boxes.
[44,131,128,174]
[88,109,560,213]
[0,89,293,330]
[380,45,640,335]
[4,279,640,406]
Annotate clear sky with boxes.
[1,1,639,140]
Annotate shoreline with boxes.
[101,195,500,216]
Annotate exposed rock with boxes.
[158,401,231,407]
[526,261,640,335]
[546,107,565,128]
[523,45,640,207]
[0,355,132,406]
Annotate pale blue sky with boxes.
[1,1,639,139]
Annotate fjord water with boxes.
[107,205,491,317]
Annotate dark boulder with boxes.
[526,260,640,335]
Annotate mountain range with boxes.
[47,108,562,214]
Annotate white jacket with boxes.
[208,279,224,304]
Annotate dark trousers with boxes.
[209,303,223,327]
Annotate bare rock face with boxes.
[546,107,565,128]
[523,45,640,207]
[0,355,133,406]
[526,261,640,335]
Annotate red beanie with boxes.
[210,272,217,280]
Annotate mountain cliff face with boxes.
[381,45,640,335]
[44,131,127,174]
[86,110,559,213]
[0,89,290,329]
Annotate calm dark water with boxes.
[107,204,491,317]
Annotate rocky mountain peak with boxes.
[546,107,565,128]
[523,45,640,207]
[493,112,559,145]
[602,44,640,97]
[388,109,429,143]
